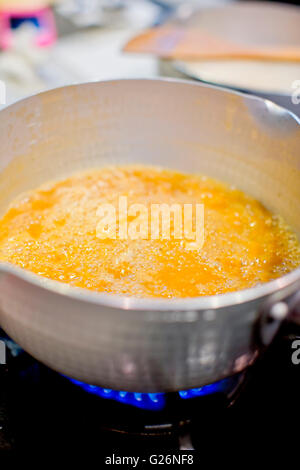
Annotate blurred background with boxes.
[0,0,299,113]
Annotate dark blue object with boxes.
[10,17,40,30]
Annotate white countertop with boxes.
[0,0,230,107]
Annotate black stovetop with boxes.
[0,323,299,460]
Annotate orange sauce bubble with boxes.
[0,165,299,298]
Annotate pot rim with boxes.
[1,262,299,312]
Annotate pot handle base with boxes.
[257,291,300,346]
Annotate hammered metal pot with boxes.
[0,79,299,392]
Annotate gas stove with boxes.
[0,322,299,460]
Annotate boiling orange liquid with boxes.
[0,165,299,298]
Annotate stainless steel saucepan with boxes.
[0,79,299,392]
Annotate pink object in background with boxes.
[0,6,57,49]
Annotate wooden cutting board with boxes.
[124,25,300,62]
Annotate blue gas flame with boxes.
[65,376,236,411]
